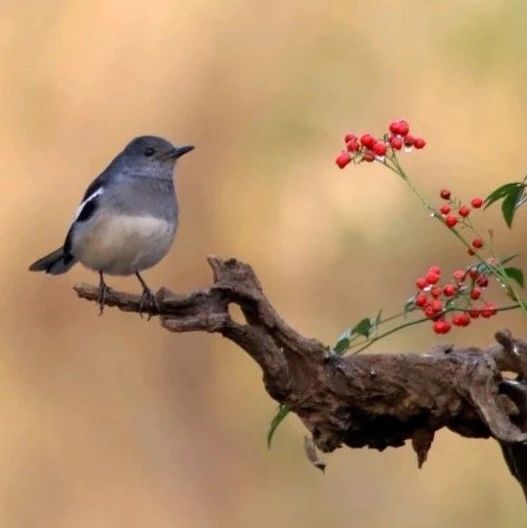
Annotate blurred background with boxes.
[1,0,527,526]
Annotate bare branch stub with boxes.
[74,257,527,498]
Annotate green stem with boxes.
[343,309,412,347]
[351,317,427,354]
[348,303,520,355]
[387,154,527,319]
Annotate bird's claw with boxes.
[97,281,111,315]
[139,288,160,320]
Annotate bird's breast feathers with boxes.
[72,213,176,275]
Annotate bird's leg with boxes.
[135,272,159,319]
[97,271,110,315]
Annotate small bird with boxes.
[29,135,194,314]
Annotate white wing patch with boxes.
[73,187,104,222]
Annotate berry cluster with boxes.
[413,265,497,334]
[336,119,426,169]
[438,189,485,252]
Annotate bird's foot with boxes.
[97,283,112,315]
[97,272,112,315]
[139,288,160,320]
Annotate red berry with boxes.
[470,197,483,209]
[470,287,481,300]
[453,270,466,282]
[481,303,497,318]
[433,320,451,334]
[458,205,470,217]
[362,150,375,162]
[425,304,442,320]
[425,272,440,285]
[440,204,451,215]
[431,299,443,312]
[476,275,489,288]
[460,314,471,326]
[445,215,458,228]
[416,277,427,290]
[404,134,415,147]
[415,293,427,307]
[440,189,451,200]
[336,152,351,169]
[389,120,410,137]
[428,265,441,275]
[346,140,360,152]
[372,141,387,156]
[344,133,357,144]
[431,286,442,298]
[453,313,470,327]
[399,120,410,136]
[389,136,403,150]
[398,120,410,136]
[472,238,484,249]
[360,134,376,149]
[468,268,479,280]
[469,309,481,319]
[424,305,436,319]
[413,137,426,149]
[443,284,456,297]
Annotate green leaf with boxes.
[267,405,290,448]
[333,336,350,355]
[332,317,374,356]
[484,182,526,227]
[504,267,525,288]
[353,317,372,338]
[485,182,524,209]
[501,185,525,228]
[444,297,458,310]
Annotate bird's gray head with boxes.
[119,136,194,179]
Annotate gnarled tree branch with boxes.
[74,257,527,501]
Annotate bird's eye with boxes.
[144,147,155,157]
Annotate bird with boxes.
[29,135,194,315]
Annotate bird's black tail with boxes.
[29,247,77,275]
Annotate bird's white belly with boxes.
[73,214,175,275]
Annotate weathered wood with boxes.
[74,257,527,501]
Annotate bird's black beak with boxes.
[157,145,194,162]
[160,145,194,161]
[175,145,195,158]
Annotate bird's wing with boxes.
[63,181,107,258]
[81,170,112,201]
[72,187,104,222]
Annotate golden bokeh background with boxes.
[1,1,527,526]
